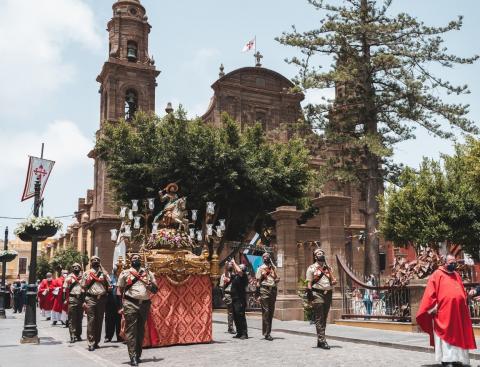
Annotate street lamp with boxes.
[0,226,9,319]
[21,179,41,344]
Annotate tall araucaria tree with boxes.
[277,0,478,275]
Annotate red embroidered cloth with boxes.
[143,274,212,347]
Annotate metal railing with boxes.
[337,255,411,322]
[341,286,411,322]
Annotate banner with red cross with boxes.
[21,156,55,201]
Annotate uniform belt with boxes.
[86,293,106,299]
[224,290,232,294]
[69,294,83,298]
[124,295,151,305]
[260,284,277,289]
[312,288,332,295]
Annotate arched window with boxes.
[103,92,108,121]
[127,41,138,62]
[125,89,138,121]
[255,111,267,130]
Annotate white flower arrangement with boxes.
[14,216,63,236]
[0,249,18,262]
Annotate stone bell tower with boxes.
[88,0,160,270]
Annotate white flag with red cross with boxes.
[21,156,55,201]
[242,38,256,52]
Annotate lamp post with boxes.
[0,226,8,319]
[21,178,41,344]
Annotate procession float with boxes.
[110,182,225,347]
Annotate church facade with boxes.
[50,0,373,321]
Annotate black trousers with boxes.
[105,292,122,341]
[232,297,248,337]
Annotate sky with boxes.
[0,0,479,238]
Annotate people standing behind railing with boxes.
[363,276,374,316]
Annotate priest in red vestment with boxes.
[416,254,476,366]
[51,270,68,325]
[38,273,55,320]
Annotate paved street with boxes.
[0,309,451,367]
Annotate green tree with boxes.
[36,254,52,281]
[379,139,480,258]
[95,110,314,249]
[278,0,478,275]
[50,247,88,275]
[379,159,450,251]
[443,138,480,258]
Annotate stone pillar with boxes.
[271,206,304,321]
[313,195,351,323]
[408,278,427,330]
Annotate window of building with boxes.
[255,111,267,130]
[103,92,108,121]
[127,41,138,62]
[125,89,138,121]
[255,77,266,88]
[19,257,27,275]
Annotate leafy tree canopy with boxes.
[50,247,88,275]
[379,137,480,258]
[95,110,315,244]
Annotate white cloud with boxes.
[303,88,335,106]
[0,0,101,117]
[0,120,92,190]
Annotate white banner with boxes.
[21,156,55,201]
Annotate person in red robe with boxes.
[38,273,55,320]
[416,254,476,366]
[51,270,68,325]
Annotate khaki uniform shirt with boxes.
[118,267,156,301]
[220,272,233,292]
[256,264,278,287]
[81,268,111,296]
[63,273,83,295]
[306,263,333,291]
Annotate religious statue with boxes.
[153,182,188,231]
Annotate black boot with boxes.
[130,357,139,366]
[317,340,330,349]
[69,336,75,344]
[265,334,273,341]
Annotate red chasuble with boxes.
[37,279,55,311]
[416,268,476,350]
[52,276,65,313]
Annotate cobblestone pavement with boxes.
[0,309,450,367]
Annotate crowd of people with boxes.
[24,248,479,367]
[0,279,28,313]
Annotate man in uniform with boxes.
[230,259,248,340]
[63,263,84,343]
[219,261,235,334]
[81,256,111,351]
[255,252,280,341]
[118,254,158,366]
[306,249,336,349]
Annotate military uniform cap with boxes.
[314,248,325,257]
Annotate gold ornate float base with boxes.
[141,249,211,285]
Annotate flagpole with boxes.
[254,35,257,66]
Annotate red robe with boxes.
[52,276,65,313]
[37,279,55,311]
[416,268,476,350]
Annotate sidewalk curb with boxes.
[213,320,480,360]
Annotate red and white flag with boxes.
[21,156,55,201]
[242,38,256,52]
